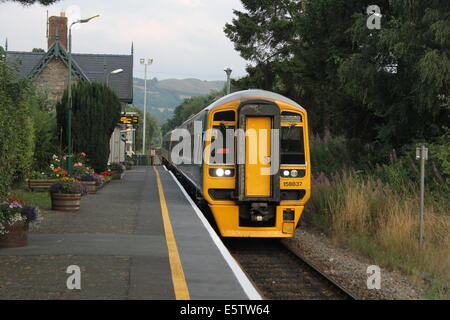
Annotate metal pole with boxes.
[224,67,232,95]
[67,25,73,176]
[142,63,147,155]
[419,145,426,249]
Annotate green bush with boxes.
[0,46,36,197]
[56,81,122,173]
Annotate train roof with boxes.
[204,89,306,112]
[164,89,306,136]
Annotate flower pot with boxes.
[0,221,28,249]
[28,179,57,192]
[112,172,123,180]
[51,193,82,211]
[81,181,96,194]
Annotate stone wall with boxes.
[34,57,78,102]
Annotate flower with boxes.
[81,152,87,157]
[8,202,23,209]
[74,162,83,167]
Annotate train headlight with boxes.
[291,170,299,177]
[224,169,232,176]
[216,168,225,177]
[283,170,290,177]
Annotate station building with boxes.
[5,12,134,163]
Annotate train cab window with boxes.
[214,110,235,122]
[280,126,306,164]
[281,111,302,122]
[210,124,235,164]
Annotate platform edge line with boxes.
[153,167,191,300]
[166,167,263,300]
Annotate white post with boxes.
[140,58,153,156]
[142,62,147,155]
[416,145,428,249]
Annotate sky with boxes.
[0,0,249,81]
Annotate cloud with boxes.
[175,0,201,7]
[0,0,247,80]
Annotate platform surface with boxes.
[0,166,258,300]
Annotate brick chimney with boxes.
[48,12,68,50]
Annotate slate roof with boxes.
[6,49,133,103]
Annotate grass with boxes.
[304,171,449,299]
[10,189,51,211]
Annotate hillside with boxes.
[132,77,225,123]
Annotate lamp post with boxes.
[224,67,232,95]
[67,14,99,176]
[140,58,153,155]
[106,68,124,86]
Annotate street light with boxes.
[140,58,153,155]
[67,14,99,176]
[224,67,232,95]
[106,68,124,86]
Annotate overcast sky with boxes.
[0,0,248,81]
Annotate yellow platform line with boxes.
[153,166,190,300]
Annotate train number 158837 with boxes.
[282,181,302,187]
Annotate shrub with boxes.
[0,46,36,197]
[56,82,122,173]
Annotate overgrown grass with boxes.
[10,189,51,210]
[304,135,449,299]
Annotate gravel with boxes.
[282,228,424,300]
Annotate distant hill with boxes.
[133,78,225,123]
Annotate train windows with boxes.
[213,110,235,122]
[281,111,302,122]
[280,126,306,164]
[210,125,235,164]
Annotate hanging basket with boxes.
[0,221,29,249]
[51,193,82,211]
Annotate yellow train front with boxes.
[161,89,311,238]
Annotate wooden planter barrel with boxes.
[51,193,81,211]
[0,221,28,249]
[81,181,96,194]
[112,172,123,180]
[28,179,57,192]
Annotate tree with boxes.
[226,0,449,159]
[161,90,223,135]
[1,0,60,5]
[56,81,122,173]
[0,46,35,196]
[338,0,449,151]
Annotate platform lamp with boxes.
[67,14,99,176]
[140,58,153,155]
[107,68,124,86]
[224,67,232,95]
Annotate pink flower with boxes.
[74,162,83,167]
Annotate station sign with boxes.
[119,115,139,125]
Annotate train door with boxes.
[245,117,272,197]
[237,100,280,203]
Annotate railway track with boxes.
[167,165,357,300]
[223,238,357,300]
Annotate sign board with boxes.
[119,116,139,125]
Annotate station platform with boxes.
[0,166,261,300]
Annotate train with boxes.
[161,89,311,238]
